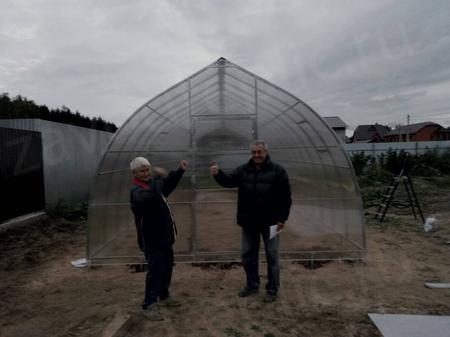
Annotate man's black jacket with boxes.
[130,169,184,252]
[214,156,292,228]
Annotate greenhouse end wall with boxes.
[87,58,366,265]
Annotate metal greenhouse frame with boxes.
[87,57,366,265]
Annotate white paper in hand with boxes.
[71,258,87,268]
[270,224,281,239]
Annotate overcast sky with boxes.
[1,0,449,132]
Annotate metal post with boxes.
[253,77,259,140]
[188,79,198,255]
[406,114,410,142]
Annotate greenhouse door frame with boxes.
[189,114,256,256]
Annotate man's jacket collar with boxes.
[247,155,272,170]
[132,177,152,189]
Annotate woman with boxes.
[129,156,188,320]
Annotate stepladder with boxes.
[375,167,424,223]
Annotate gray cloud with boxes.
[0,0,449,131]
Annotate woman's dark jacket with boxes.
[130,169,184,252]
[213,156,292,228]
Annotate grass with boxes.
[224,327,245,337]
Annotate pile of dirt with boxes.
[0,217,84,271]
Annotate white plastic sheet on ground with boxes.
[369,313,450,337]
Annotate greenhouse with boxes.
[87,57,366,265]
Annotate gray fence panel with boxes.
[344,141,450,156]
[0,119,114,206]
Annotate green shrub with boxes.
[350,152,370,176]
[351,148,450,178]
[48,201,88,221]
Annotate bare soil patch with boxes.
[1,178,450,337]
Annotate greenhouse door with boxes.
[190,116,255,256]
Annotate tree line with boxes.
[0,93,117,132]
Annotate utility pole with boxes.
[406,114,410,142]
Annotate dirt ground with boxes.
[1,179,450,337]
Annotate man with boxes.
[130,157,188,320]
[210,140,292,303]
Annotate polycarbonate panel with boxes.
[259,111,313,147]
[100,151,150,173]
[257,95,292,118]
[191,86,219,109]
[223,95,254,115]
[87,57,365,264]
[223,90,255,115]
[224,81,254,102]
[189,66,218,88]
[109,106,154,151]
[266,160,358,200]
[148,82,189,114]
[225,65,255,87]
[135,122,191,151]
[90,171,131,204]
[88,204,194,259]
[223,70,255,100]
[146,151,192,170]
[191,97,220,116]
[292,103,340,146]
[269,147,350,169]
[284,198,364,251]
[190,81,219,106]
[87,204,137,259]
[171,203,194,254]
[194,118,253,151]
[194,151,250,181]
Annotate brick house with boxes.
[384,122,442,142]
[434,127,450,141]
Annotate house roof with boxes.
[352,124,390,142]
[323,116,347,129]
[385,122,441,136]
[437,127,450,133]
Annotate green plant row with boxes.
[350,148,450,179]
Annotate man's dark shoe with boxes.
[238,287,259,297]
[158,296,182,307]
[263,293,277,303]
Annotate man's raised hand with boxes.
[210,160,219,175]
[180,160,189,171]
